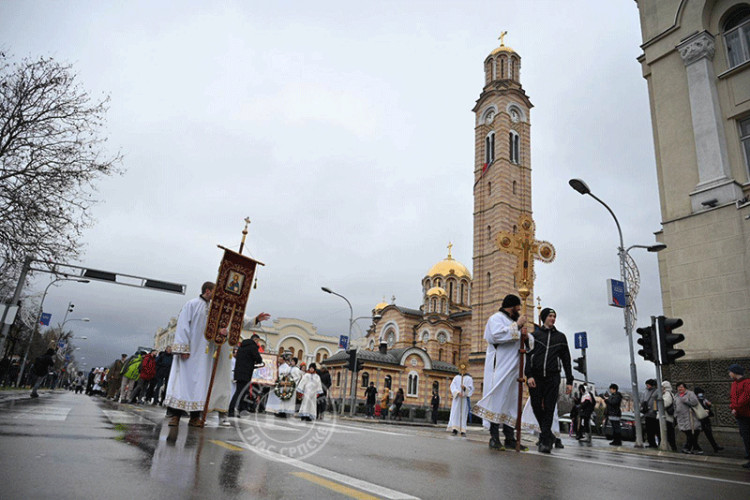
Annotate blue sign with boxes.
[57,340,66,350]
[40,313,52,326]
[339,335,349,350]
[574,331,588,349]
[65,355,71,362]
[607,279,626,308]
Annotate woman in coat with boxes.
[674,382,703,454]
[393,388,405,421]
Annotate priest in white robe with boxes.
[296,363,323,421]
[472,294,530,451]
[164,282,233,427]
[266,355,292,416]
[447,367,474,436]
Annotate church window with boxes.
[337,371,341,386]
[437,332,448,344]
[297,349,303,361]
[436,278,442,287]
[386,330,396,347]
[487,272,491,288]
[487,225,491,241]
[322,353,328,360]
[723,7,750,68]
[510,58,515,79]
[407,371,419,397]
[740,117,750,175]
[452,351,457,365]
[509,131,520,164]
[500,58,505,78]
[488,181,491,196]
[449,281,454,300]
[431,298,437,312]
[369,339,375,350]
[385,375,392,389]
[513,180,517,194]
[485,132,495,164]
[316,352,321,363]
[361,372,369,388]
[460,283,465,303]
[422,331,429,343]
[438,349,444,361]
[513,224,517,234]
[440,299,446,313]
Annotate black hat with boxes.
[729,364,745,376]
[540,308,555,324]
[501,294,521,309]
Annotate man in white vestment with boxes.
[266,354,292,416]
[296,363,323,421]
[164,282,232,427]
[447,364,474,436]
[472,294,529,451]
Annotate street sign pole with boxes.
[652,315,669,451]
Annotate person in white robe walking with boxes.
[266,354,293,416]
[297,363,323,421]
[447,365,474,436]
[472,294,530,451]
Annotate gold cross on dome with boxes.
[447,241,453,258]
[498,31,508,46]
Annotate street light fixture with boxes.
[569,177,664,448]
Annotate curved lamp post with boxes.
[569,178,666,448]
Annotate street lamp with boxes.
[16,278,89,386]
[569,178,664,448]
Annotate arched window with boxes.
[724,7,750,68]
[431,298,437,312]
[510,58,515,80]
[485,132,495,164]
[385,375,392,389]
[439,348,444,361]
[452,351,457,365]
[488,181,491,196]
[361,372,369,388]
[487,272,491,289]
[513,224,517,234]
[337,371,341,386]
[440,299,446,313]
[487,225,491,241]
[407,371,419,397]
[513,180,517,194]
[460,283,465,303]
[509,131,520,164]
[500,58,505,78]
[297,349,303,361]
[448,281,454,301]
[322,353,328,360]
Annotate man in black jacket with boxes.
[228,334,264,417]
[525,308,573,454]
[30,348,56,398]
[605,383,623,446]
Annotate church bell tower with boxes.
[469,36,534,379]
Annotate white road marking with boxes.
[314,420,411,437]
[0,406,72,421]
[228,439,420,499]
[102,410,153,425]
[544,452,750,486]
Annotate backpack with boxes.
[123,355,143,380]
[665,392,675,416]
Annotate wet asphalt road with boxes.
[1,390,750,499]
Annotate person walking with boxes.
[130,350,157,404]
[228,334,263,417]
[693,386,723,453]
[316,366,331,419]
[642,379,659,448]
[674,382,703,454]
[106,354,127,400]
[472,294,529,451]
[431,389,440,425]
[525,308,573,453]
[30,348,55,398]
[119,350,144,403]
[296,363,323,422]
[364,382,377,418]
[447,366,474,436]
[380,387,391,420]
[661,381,678,451]
[392,388,404,421]
[575,385,595,442]
[729,364,750,468]
[604,383,623,446]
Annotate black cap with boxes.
[501,294,521,309]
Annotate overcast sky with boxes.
[2,1,664,392]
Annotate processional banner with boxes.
[204,246,263,347]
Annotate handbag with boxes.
[692,403,709,420]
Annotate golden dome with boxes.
[426,287,448,297]
[374,301,389,312]
[427,244,471,279]
[490,44,516,57]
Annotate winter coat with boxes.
[234,339,263,381]
[674,390,701,431]
[139,354,156,380]
[662,381,675,423]
[730,377,750,418]
[122,354,143,380]
[525,325,574,385]
[33,349,55,377]
[643,387,658,418]
[108,359,124,381]
[155,352,173,380]
[605,391,622,418]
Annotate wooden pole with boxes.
[200,342,223,426]
[516,286,530,452]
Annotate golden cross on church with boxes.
[498,31,508,46]
[496,214,556,311]
[447,241,453,258]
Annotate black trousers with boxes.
[528,374,560,447]
[699,417,721,451]
[645,416,659,447]
[229,379,250,415]
[490,423,517,444]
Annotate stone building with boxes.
[634,0,750,425]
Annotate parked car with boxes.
[603,411,643,441]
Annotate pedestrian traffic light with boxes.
[347,349,357,371]
[574,356,586,376]
[636,322,656,362]
[657,315,685,365]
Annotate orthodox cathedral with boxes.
[323,37,537,411]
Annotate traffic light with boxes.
[657,315,685,365]
[347,349,357,371]
[636,322,656,362]
[574,356,587,376]
[356,359,364,372]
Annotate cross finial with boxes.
[447,241,453,259]
[499,31,508,46]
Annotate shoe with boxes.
[461,432,466,437]
[715,446,724,452]
[693,448,703,455]
[555,439,564,449]
[168,416,180,427]
[489,438,505,451]
[452,429,458,435]
[30,393,39,398]
[538,444,551,454]
[188,417,204,428]
[609,441,622,446]
[219,417,231,427]
[681,448,692,454]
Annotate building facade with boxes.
[635,0,750,424]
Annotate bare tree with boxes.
[0,53,123,280]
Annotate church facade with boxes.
[634,0,750,425]
[323,39,537,409]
